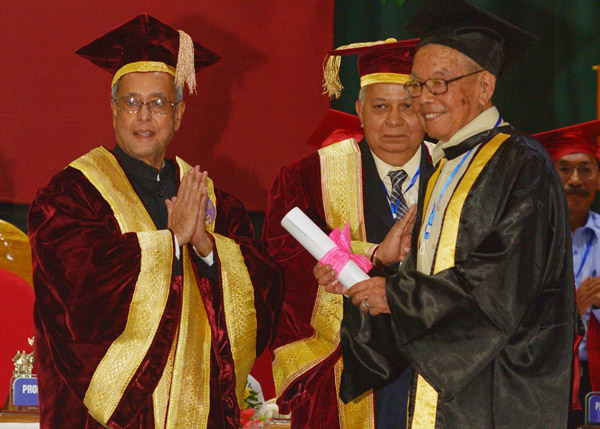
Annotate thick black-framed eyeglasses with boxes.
[113,96,178,115]
[404,69,485,98]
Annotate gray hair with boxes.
[358,85,369,107]
[111,76,184,102]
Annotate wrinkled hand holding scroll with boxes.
[281,207,371,290]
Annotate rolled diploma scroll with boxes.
[281,207,370,289]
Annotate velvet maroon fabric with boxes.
[28,158,281,428]
[263,150,341,429]
[262,137,420,428]
[327,39,419,78]
[75,14,220,76]
[587,314,600,392]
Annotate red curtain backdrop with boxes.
[0,2,334,212]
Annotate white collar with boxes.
[371,145,422,182]
[432,106,508,165]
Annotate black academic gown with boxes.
[340,127,575,428]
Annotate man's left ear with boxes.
[174,101,186,131]
[479,71,496,105]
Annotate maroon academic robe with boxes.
[263,138,431,428]
[28,147,281,428]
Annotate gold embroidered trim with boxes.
[411,133,509,427]
[319,138,365,237]
[273,138,374,426]
[72,148,173,424]
[350,240,378,260]
[273,285,342,395]
[112,61,176,88]
[164,247,211,427]
[213,233,258,408]
[153,333,177,427]
[335,359,375,429]
[70,147,155,231]
[321,138,374,428]
[360,72,410,87]
[434,134,509,273]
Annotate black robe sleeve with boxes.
[340,135,575,409]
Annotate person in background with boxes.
[536,119,600,428]
[28,14,281,428]
[263,38,432,428]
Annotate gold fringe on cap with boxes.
[322,38,397,99]
[176,30,197,94]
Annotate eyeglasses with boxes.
[113,96,178,115]
[404,70,485,98]
[556,163,599,181]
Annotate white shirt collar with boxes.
[371,145,422,182]
[432,106,508,165]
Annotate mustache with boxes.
[565,186,589,196]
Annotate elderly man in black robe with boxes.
[316,0,575,427]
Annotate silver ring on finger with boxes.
[360,299,372,313]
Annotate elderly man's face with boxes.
[555,152,600,217]
[355,83,424,166]
[111,72,185,169]
[410,44,491,142]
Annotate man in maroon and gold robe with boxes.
[28,14,281,428]
[263,39,432,428]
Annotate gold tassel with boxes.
[176,30,197,94]
[322,38,397,99]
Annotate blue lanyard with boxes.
[382,165,420,220]
[423,148,474,240]
[575,233,594,279]
[493,114,502,129]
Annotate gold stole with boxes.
[272,138,376,428]
[72,147,256,427]
[411,133,510,428]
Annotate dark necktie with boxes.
[388,169,409,221]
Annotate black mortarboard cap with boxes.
[405,0,537,76]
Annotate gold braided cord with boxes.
[111,61,176,88]
[176,30,197,94]
[322,38,397,99]
[360,72,410,87]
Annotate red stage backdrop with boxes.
[0,2,333,211]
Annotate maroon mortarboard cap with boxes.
[76,14,220,94]
[405,0,537,77]
[533,119,600,163]
[306,109,364,148]
[323,38,419,99]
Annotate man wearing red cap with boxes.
[536,120,600,428]
[28,14,281,428]
[263,38,432,428]
[317,0,574,427]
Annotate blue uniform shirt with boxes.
[574,211,600,361]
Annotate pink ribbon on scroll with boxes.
[319,222,373,275]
